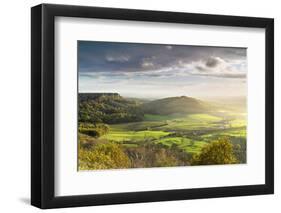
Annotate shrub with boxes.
[78,123,109,137]
[191,137,237,165]
[79,142,131,170]
[125,143,191,168]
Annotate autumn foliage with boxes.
[191,137,237,165]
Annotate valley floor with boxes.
[78,111,247,170]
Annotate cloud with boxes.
[165,45,173,50]
[194,72,246,79]
[189,57,246,79]
[205,57,222,67]
[78,41,247,80]
[141,62,155,68]
[79,41,246,73]
[80,73,96,78]
[105,55,130,62]
[195,65,207,72]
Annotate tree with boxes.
[78,123,109,137]
[78,93,144,124]
[79,142,131,170]
[191,137,237,165]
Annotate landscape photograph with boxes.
[78,41,247,170]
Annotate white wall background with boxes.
[0,0,279,212]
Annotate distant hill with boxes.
[78,93,213,124]
[79,93,144,124]
[79,93,120,102]
[142,96,209,115]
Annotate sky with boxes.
[78,41,247,99]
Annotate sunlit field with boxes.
[78,94,246,170]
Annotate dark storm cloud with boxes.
[78,41,246,76]
[205,57,220,67]
[192,55,246,79]
[195,65,207,72]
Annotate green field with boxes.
[78,93,247,170]
[100,112,246,155]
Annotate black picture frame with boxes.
[31,3,274,209]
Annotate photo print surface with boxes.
[78,41,247,170]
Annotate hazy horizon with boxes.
[78,41,247,98]
[78,92,246,103]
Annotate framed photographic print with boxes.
[31,4,274,209]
